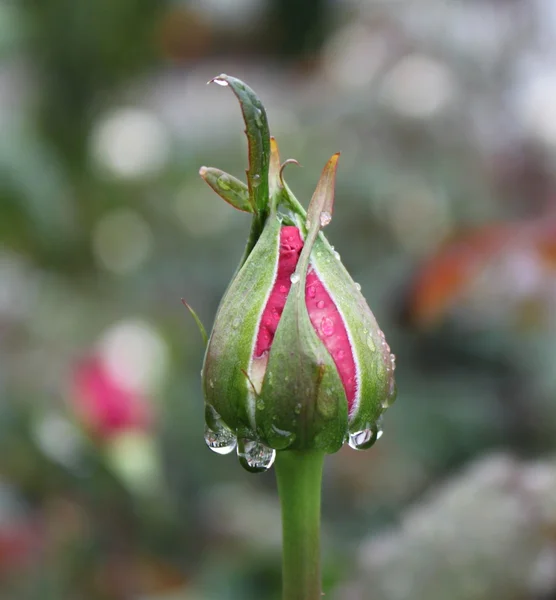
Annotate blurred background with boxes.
[1,0,556,598]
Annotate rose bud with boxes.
[69,355,152,441]
[199,75,396,472]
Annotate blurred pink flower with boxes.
[0,519,43,577]
[69,356,152,440]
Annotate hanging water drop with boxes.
[348,427,379,450]
[252,174,261,187]
[211,77,228,87]
[237,438,276,473]
[333,251,341,260]
[204,423,237,455]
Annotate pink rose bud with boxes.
[69,356,152,440]
[199,75,396,472]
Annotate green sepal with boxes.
[310,236,392,434]
[258,155,347,453]
[279,154,394,434]
[202,215,281,434]
[199,167,252,213]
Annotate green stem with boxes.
[274,450,325,600]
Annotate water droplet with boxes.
[390,353,396,371]
[355,283,361,291]
[316,252,322,258]
[212,77,228,87]
[209,379,214,389]
[321,317,334,336]
[217,175,231,191]
[200,369,203,377]
[377,429,384,440]
[333,251,341,260]
[204,423,237,455]
[270,425,296,447]
[232,318,241,329]
[348,427,379,450]
[254,107,264,128]
[252,174,261,187]
[294,403,302,415]
[256,398,265,411]
[316,300,325,309]
[307,286,316,298]
[382,377,397,409]
[319,211,332,227]
[378,330,385,339]
[366,334,375,351]
[279,285,288,293]
[237,438,276,473]
[290,273,300,284]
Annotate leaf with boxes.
[181,299,208,346]
[199,166,252,213]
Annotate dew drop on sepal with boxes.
[319,211,332,227]
[254,107,264,128]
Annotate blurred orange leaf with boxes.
[409,218,556,326]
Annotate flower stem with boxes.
[274,449,325,600]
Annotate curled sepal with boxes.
[199,167,252,213]
[209,74,270,221]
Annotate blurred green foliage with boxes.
[1,0,556,599]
